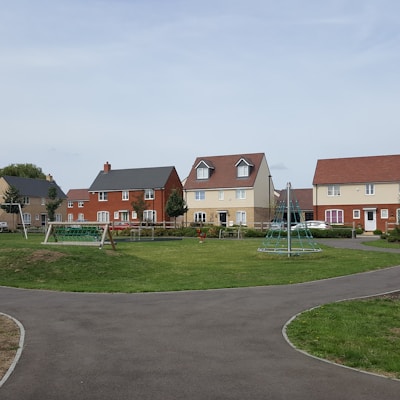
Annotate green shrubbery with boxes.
[383,226,400,243]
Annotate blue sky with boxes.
[1,0,399,192]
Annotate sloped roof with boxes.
[67,189,90,201]
[2,176,67,198]
[89,166,176,191]
[313,154,400,185]
[184,153,265,190]
[277,188,313,211]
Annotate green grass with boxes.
[362,239,400,249]
[286,295,400,379]
[1,233,400,292]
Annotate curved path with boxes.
[1,238,400,399]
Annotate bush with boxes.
[387,227,400,243]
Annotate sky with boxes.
[1,0,400,193]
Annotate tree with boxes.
[45,186,63,222]
[166,189,188,227]
[131,191,147,223]
[1,185,24,214]
[0,163,46,179]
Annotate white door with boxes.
[364,210,376,231]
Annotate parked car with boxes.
[109,222,132,231]
[0,222,9,232]
[291,220,331,230]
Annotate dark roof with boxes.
[313,154,400,185]
[89,166,176,191]
[67,189,90,201]
[2,176,67,198]
[184,153,265,190]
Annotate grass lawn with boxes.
[1,233,400,292]
[286,292,400,379]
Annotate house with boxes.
[183,153,274,227]
[313,154,400,232]
[0,175,67,230]
[84,162,183,225]
[275,187,313,222]
[66,189,90,222]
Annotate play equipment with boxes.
[43,221,116,250]
[257,182,321,257]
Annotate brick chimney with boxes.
[104,162,111,173]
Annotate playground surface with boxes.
[1,238,400,399]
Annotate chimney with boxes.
[46,174,53,182]
[104,162,111,173]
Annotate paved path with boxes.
[1,238,400,399]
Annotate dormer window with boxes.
[196,161,213,180]
[235,158,253,178]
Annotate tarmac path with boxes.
[1,238,400,399]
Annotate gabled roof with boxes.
[313,154,400,185]
[67,189,90,201]
[2,176,67,198]
[277,188,313,211]
[89,166,176,192]
[184,153,265,190]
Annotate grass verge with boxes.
[286,292,400,379]
[1,234,400,292]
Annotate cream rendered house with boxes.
[183,153,274,227]
[313,154,400,232]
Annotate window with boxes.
[98,192,108,201]
[122,191,129,201]
[145,189,154,200]
[120,211,129,222]
[22,196,30,205]
[218,191,224,200]
[22,213,31,225]
[327,185,340,196]
[325,209,344,224]
[41,197,46,205]
[68,201,73,208]
[68,213,73,222]
[78,201,84,208]
[197,167,209,179]
[397,209,400,224]
[381,209,388,219]
[132,211,138,220]
[195,191,205,200]
[114,211,119,219]
[236,211,246,225]
[194,212,206,223]
[353,210,360,219]
[143,210,156,222]
[236,189,246,199]
[78,213,84,221]
[365,183,375,195]
[97,211,109,222]
[237,164,249,178]
[55,213,62,222]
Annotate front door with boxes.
[364,210,376,231]
[219,212,227,227]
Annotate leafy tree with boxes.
[131,191,147,223]
[1,185,24,214]
[45,186,63,222]
[0,163,46,179]
[166,189,188,227]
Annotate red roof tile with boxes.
[67,189,90,201]
[184,153,265,190]
[313,155,400,185]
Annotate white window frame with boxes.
[365,183,375,195]
[397,209,400,224]
[381,209,389,219]
[236,211,247,225]
[114,211,119,219]
[218,190,224,201]
[78,213,84,221]
[195,191,205,200]
[68,213,73,222]
[236,189,246,200]
[194,212,206,223]
[97,211,110,222]
[55,213,62,222]
[41,197,46,205]
[78,201,84,208]
[98,192,108,201]
[353,209,360,219]
[67,201,73,208]
[325,209,344,224]
[122,191,129,201]
[23,213,31,225]
[196,167,209,180]
[132,211,138,220]
[237,165,249,178]
[327,185,340,196]
[145,189,154,200]
[22,196,30,205]
[143,210,156,223]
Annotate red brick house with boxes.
[84,162,183,225]
[66,189,90,222]
[313,154,400,232]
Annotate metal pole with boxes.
[287,182,291,257]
